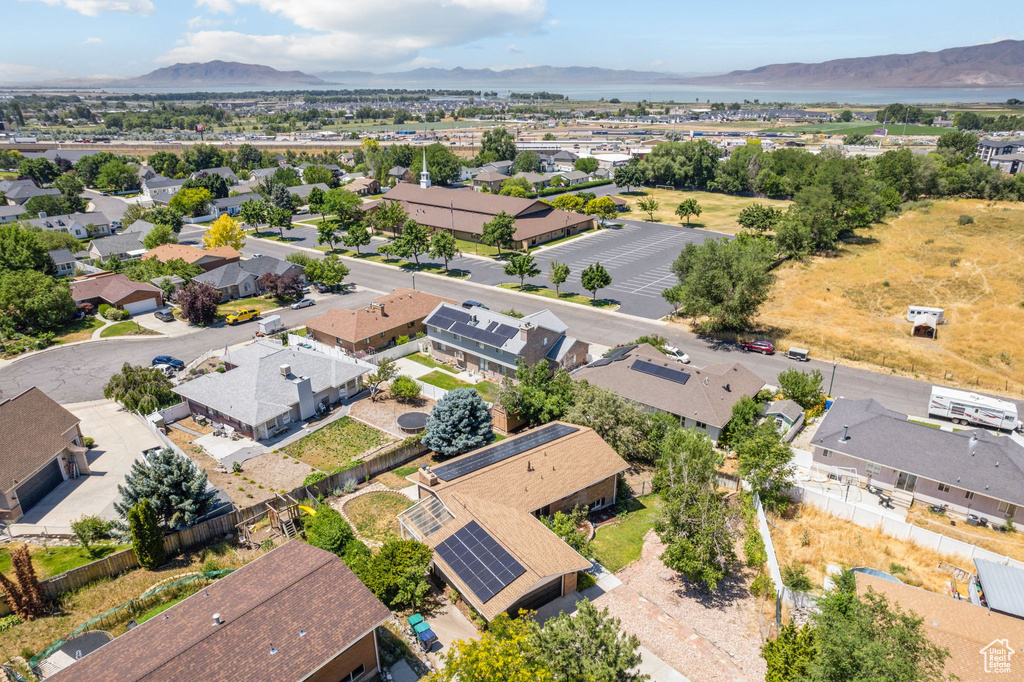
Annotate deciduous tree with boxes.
[366,357,397,401]
[432,613,552,682]
[504,252,540,288]
[176,281,221,325]
[580,261,612,299]
[550,194,585,212]
[548,260,570,295]
[343,220,372,253]
[392,219,431,265]
[574,157,600,174]
[736,422,795,512]
[777,368,824,409]
[103,362,178,413]
[238,198,267,229]
[389,374,421,402]
[637,195,660,221]
[304,505,354,556]
[203,214,246,250]
[532,599,645,682]
[586,195,619,226]
[481,210,517,255]
[143,222,178,249]
[675,198,702,225]
[428,229,459,272]
[514,150,541,173]
[169,187,213,218]
[737,203,783,234]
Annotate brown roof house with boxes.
[305,288,455,353]
[0,388,89,522]
[424,303,589,382]
[365,183,595,249]
[346,176,381,196]
[50,540,391,682]
[573,343,766,443]
[856,571,1024,681]
[143,243,241,272]
[71,272,163,315]
[399,422,628,621]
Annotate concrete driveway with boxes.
[9,400,160,536]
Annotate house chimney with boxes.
[212,613,223,626]
[294,376,315,420]
[841,425,849,442]
[519,322,534,340]
[377,302,385,315]
[279,364,291,377]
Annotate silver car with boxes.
[664,346,691,364]
[290,298,315,310]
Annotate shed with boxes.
[974,558,1024,619]
[763,399,805,442]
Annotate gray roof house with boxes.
[47,248,78,277]
[212,193,262,217]
[191,166,239,185]
[0,205,22,223]
[424,303,589,383]
[173,340,370,441]
[142,175,186,202]
[193,255,305,301]
[810,398,1024,527]
[574,343,765,443]
[561,170,591,185]
[387,165,409,180]
[763,399,805,442]
[0,179,60,205]
[86,220,155,260]
[288,183,330,201]
[24,211,112,240]
[481,160,514,175]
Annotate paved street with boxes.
[5,231,1019,419]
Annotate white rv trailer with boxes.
[928,386,1021,431]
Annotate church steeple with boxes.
[419,146,431,189]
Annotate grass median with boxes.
[497,282,618,309]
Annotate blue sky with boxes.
[6,0,1021,80]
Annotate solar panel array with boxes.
[425,306,471,329]
[435,521,526,603]
[588,344,636,368]
[630,358,691,385]
[432,423,580,481]
[426,305,521,350]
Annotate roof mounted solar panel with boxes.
[435,521,526,603]
[432,423,579,482]
[629,358,691,385]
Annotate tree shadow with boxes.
[672,567,754,611]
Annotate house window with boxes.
[865,462,882,475]
[363,337,371,344]
[999,501,1017,516]
[694,420,707,429]
[937,483,951,493]
[965,491,975,501]
[820,449,832,459]
[453,334,461,342]
[436,341,447,352]
[476,341,484,349]
[480,358,489,372]
[344,663,366,681]
[407,322,415,328]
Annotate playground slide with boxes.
[298,505,317,516]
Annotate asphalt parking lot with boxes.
[452,220,728,318]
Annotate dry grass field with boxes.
[755,199,1024,397]
[618,188,791,235]
[770,505,970,597]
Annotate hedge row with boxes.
[537,179,614,197]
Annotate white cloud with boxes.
[507,44,524,54]
[82,37,102,44]
[23,0,155,16]
[187,14,222,30]
[160,0,547,70]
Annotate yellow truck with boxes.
[225,308,260,325]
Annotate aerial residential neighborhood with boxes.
[2,4,1024,682]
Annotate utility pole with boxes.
[828,359,838,397]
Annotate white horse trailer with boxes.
[928,386,1021,431]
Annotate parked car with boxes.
[313,282,333,293]
[151,355,184,370]
[153,364,176,377]
[250,253,263,258]
[154,309,175,322]
[290,298,315,310]
[740,340,775,355]
[461,300,488,310]
[226,308,260,325]
[663,346,691,363]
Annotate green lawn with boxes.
[418,371,500,403]
[215,297,282,317]
[315,248,471,279]
[343,491,414,543]
[99,321,159,338]
[497,282,618,309]
[529,228,595,252]
[405,352,458,373]
[591,495,664,573]
[908,419,941,429]
[283,416,391,472]
[453,237,503,258]
[53,316,106,344]
[0,544,129,579]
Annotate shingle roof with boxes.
[144,243,240,265]
[473,170,508,181]
[88,229,151,258]
[766,399,803,421]
[194,256,301,289]
[288,183,330,199]
[172,340,369,425]
[71,273,161,305]
[0,205,22,219]
[305,288,453,343]
[24,212,110,232]
[415,423,627,620]
[812,398,1024,506]
[0,388,79,492]
[192,166,238,183]
[47,248,77,265]
[144,175,186,190]
[51,541,390,682]
[212,193,261,210]
[574,344,766,428]
[857,571,1024,682]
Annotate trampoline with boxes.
[397,411,428,434]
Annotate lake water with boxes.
[84,81,1024,105]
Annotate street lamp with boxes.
[411,273,416,291]
[828,359,838,397]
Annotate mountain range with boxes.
[688,40,1024,88]
[122,61,327,87]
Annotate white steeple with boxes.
[419,146,431,189]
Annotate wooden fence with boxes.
[288,437,430,502]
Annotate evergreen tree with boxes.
[115,448,216,529]
[129,498,165,570]
[762,621,815,682]
[0,545,47,619]
[421,388,494,457]
[103,362,177,413]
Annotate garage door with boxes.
[123,297,159,315]
[15,459,63,513]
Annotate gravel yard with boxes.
[595,531,768,682]
[348,394,435,438]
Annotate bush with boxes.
[359,539,433,608]
[82,436,95,449]
[303,505,354,556]
[98,303,115,319]
[34,332,56,349]
[303,471,327,486]
[396,335,410,345]
[749,573,776,600]
[389,374,421,402]
[782,562,813,591]
[72,515,111,555]
[0,614,22,633]
[341,538,372,576]
[577,571,597,590]
[537,178,613,197]
[957,214,974,225]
